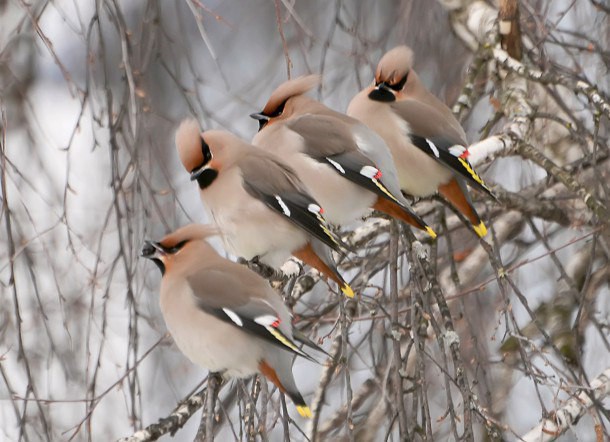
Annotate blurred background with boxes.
[1,0,609,440]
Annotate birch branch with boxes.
[520,368,610,442]
[517,142,610,219]
[490,47,610,121]
[194,373,222,442]
[117,388,206,442]
[437,0,498,51]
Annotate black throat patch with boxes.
[368,87,396,102]
[152,259,165,276]
[196,168,219,189]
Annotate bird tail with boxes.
[439,178,488,238]
[373,197,436,238]
[259,360,312,418]
[293,240,354,298]
[291,392,313,418]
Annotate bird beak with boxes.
[250,112,270,132]
[250,112,269,122]
[141,240,168,276]
[141,240,165,259]
[368,82,396,102]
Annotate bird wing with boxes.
[287,114,408,206]
[239,152,346,252]
[186,268,316,362]
[391,99,495,197]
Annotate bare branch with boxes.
[521,368,610,442]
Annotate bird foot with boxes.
[243,256,278,279]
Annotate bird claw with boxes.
[243,256,277,279]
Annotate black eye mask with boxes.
[391,72,408,91]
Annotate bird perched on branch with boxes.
[141,224,321,417]
[250,75,436,238]
[174,119,354,298]
[348,46,495,237]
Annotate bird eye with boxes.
[191,139,214,176]
[201,139,213,165]
[391,72,408,91]
[166,240,188,253]
[270,100,286,118]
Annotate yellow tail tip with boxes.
[296,405,312,418]
[473,221,488,237]
[425,226,437,239]
[341,283,355,298]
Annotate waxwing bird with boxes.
[250,75,436,239]
[175,119,354,298]
[141,224,321,417]
[347,46,496,237]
